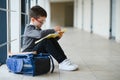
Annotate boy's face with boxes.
[32,16,46,28]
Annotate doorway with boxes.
[65,2,74,27]
[51,2,74,27]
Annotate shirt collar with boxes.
[30,22,41,30]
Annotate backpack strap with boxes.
[49,55,54,73]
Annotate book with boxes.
[35,29,66,44]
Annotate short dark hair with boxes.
[29,5,47,19]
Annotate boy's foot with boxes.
[59,59,78,71]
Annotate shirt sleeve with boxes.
[23,25,55,39]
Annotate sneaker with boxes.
[59,59,78,71]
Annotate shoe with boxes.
[59,59,78,71]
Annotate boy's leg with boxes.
[32,38,67,63]
[33,38,78,71]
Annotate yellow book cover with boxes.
[35,29,66,44]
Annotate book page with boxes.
[35,28,66,44]
[35,33,59,44]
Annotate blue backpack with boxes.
[6,53,54,76]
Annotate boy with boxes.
[22,5,78,71]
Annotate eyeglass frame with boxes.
[34,18,46,24]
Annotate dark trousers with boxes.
[32,38,67,63]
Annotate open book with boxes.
[35,29,66,44]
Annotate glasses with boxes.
[35,18,46,24]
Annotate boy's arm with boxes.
[25,29,55,39]
[40,29,56,38]
[24,25,55,39]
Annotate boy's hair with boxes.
[29,5,47,19]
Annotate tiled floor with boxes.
[0,28,120,80]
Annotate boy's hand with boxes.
[57,31,64,38]
[54,25,61,32]
[54,25,65,38]
[54,25,66,38]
